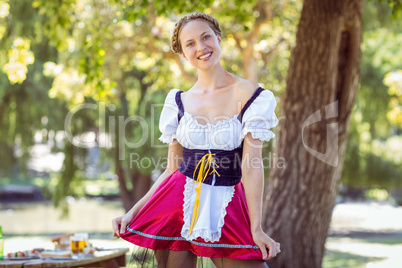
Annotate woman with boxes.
[112,12,281,267]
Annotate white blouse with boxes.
[158,88,279,242]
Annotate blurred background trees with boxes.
[0,0,401,267]
[0,0,400,212]
[342,0,402,200]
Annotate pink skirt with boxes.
[120,169,264,260]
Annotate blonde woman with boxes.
[113,12,281,268]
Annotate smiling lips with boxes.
[198,52,212,60]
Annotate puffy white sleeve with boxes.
[159,89,180,144]
[240,89,279,142]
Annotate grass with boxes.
[352,236,402,245]
[323,249,385,268]
[323,236,402,268]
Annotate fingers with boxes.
[113,231,120,239]
[112,218,120,231]
[275,242,281,255]
[266,244,276,260]
[252,231,281,260]
[120,219,127,234]
[267,242,281,260]
[112,218,121,239]
[257,242,269,260]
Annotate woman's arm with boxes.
[112,139,183,237]
[241,132,280,260]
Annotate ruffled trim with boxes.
[218,185,235,240]
[159,133,176,144]
[181,177,235,242]
[239,128,276,142]
[181,177,196,240]
[183,111,241,128]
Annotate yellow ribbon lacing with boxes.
[188,153,221,236]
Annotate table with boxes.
[0,248,129,268]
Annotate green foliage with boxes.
[384,70,402,125]
[375,0,402,18]
[1,0,400,209]
[342,116,402,189]
[116,0,215,20]
[2,38,34,84]
[0,0,64,177]
[341,0,402,191]
[365,188,389,201]
[32,0,76,50]
[21,0,301,208]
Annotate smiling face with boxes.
[179,19,222,70]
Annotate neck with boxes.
[194,61,232,92]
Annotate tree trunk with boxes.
[262,0,364,267]
[243,44,258,82]
[131,171,152,205]
[116,164,133,212]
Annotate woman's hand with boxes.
[252,229,281,260]
[112,212,136,239]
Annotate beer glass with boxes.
[74,232,89,248]
[70,235,85,256]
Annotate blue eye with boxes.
[187,42,194,47]
[204,35,210,39]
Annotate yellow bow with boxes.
[188,153,221,236]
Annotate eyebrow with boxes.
[185,31,209,43]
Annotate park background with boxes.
[0,0,401,267]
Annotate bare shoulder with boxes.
[232,79,260,100]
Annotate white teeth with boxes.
[199,52,212,59]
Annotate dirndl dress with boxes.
[120,87,279,267]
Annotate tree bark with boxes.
[131,171,152,205]
[262,0,364,267]
[116,163,133,212]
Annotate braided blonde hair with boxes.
[171,12,222,54]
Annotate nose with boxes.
[197,41,207,52]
